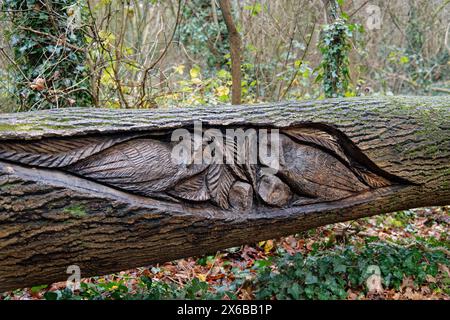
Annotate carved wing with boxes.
[278,134,370,200]
[0,133,146,168]
[282,127,349,164]
[281,127,392,188]
[66,138,208,196]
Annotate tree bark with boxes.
[218,0,242,104]
[0,96,449,292]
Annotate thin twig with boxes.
[280,20,316,99]
[0,47,29,81]
[349,0,370,18]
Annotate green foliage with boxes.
[2,0,92,110]
[0,68,17,112]
[173,0,261,104]
[34,239,449,301]
[383,4,450,95]
[41,276,235,300]
[157,59,258,106]
[177,0,229,71]
[316,18,362,98]
[255,241,449,300]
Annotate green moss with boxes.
[64,204,88,217]
[442,180,449,190]
[442,169,450,186]
[45,125,77,130]
[0,183,15,191]
[154,114,178,120]
[388,96,450,159]
[0,123,34,132]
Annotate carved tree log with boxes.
[0,96,449,292]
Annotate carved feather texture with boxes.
[0,134,145,168]
[243,137,258,190]
[206,164,236,209]
[279,134,370,200]
[282,128,349,164]
[170,171,210,201]
[353,167,392,188]
[282,128,392,190]
[66,138,208,196]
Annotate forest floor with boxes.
[2,206,449,300]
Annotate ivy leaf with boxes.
[44,291,59,300]
[288,283,302,299]
[333,263,347,273]
[305,273,318,285]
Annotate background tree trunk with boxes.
[219,0,242,104]
[0,96,449,292]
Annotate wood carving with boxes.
[0,96,449,291]
[0,127,400,210]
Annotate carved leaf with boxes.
[353,167,392,188]
[281,128,393,190]
[206,164,236,209]
[203,132,253,209]
[244,159,258,192]
[170,171,210,201]
[219,133,248,181]
[223,131,257,189]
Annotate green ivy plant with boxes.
[176,0,230,72]
[316,18,362,98]
[2,0,92,110]
[255,241,449,300]
[19,239,447,301]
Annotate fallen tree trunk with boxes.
[0,96,449,292]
